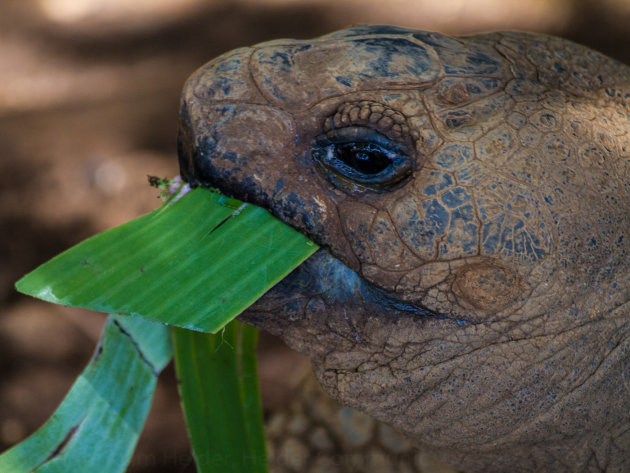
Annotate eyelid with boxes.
[312,126,413,192]
[318,126,404,152]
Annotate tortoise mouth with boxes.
[178,121,454,325]
[251,247,452,322]
[187,170,456,324]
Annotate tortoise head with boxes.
[178,26,630,472]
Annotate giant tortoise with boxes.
[176,25,630,472]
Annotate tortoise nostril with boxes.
[453,263,527,312]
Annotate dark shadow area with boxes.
[1,0,628,471]
[562,0,630,64]
[0,216,93,304]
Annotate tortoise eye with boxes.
[312,127,412,192]
[336,142,392,175]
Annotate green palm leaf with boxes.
[0,315,171,473]
[173,321,267,473]
[7,184,317,473]
[16,187,318,333]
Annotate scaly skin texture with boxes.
[177,26,630,472]
[266,370,458,473]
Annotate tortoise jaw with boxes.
[241,247,451,332]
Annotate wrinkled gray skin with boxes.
[177,26,630,472]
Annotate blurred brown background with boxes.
[1,0,628,471]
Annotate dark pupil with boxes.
[338,143,391,175]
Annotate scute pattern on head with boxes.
[178,25,630,472]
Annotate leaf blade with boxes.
[0,315,172,473]
[172,322,268,473]
[16,187,318,333]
